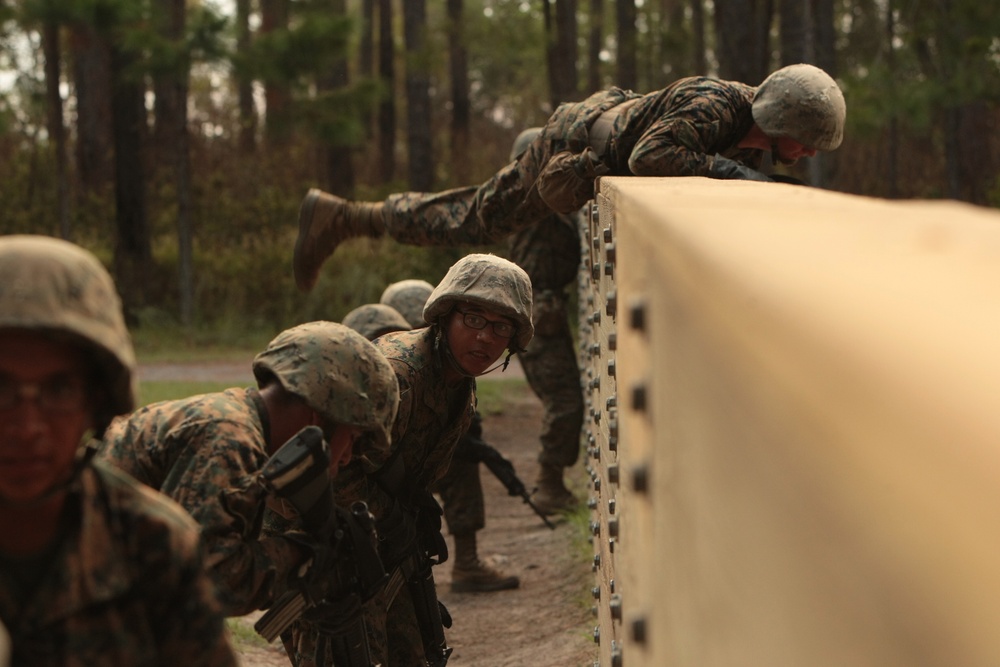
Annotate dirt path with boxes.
[140,362,595,666]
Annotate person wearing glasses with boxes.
[0,235,237,666]
[282,254,533,667]
[345,281,522,595]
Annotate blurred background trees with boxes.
[0,0,998,336]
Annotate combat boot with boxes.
[450,532,520,593]
[293,188,386,291]
[531,463,577,515]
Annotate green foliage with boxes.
[475,378,529,416]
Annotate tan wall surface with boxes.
[583,177,1000,667]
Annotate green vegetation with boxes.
[225,617,268,648]
[474,378,529,416]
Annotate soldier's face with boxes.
[773,137,818,165]
[0,332,94,505]
[327,424,362,477]
[445,305,515,376]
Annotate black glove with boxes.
[769,173,808,186]
[708,154,773,182]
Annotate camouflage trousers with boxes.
[433,456,485,535]
[519,289,584,469]
[382,88,632,247]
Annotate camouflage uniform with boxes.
[286,254,532,667]
[0,460,237,667]
[508,207,585,472]
[285,327,476,666]
[99,388,306,616]
[0,235,237,667]
[101,321,399,620]
[380,77,761,246]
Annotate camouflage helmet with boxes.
[379,279,434,329]
[0,235,136,433]
[510,127,543,161]
[423,253,534,352]
[752,63,846,151]
[342,303,411,341]
[252,321,399,452]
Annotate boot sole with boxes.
[293,189,321,292]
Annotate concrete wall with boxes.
[582,177,1000,667]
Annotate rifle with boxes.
[456,431,556,531]
[372,456,453,667]
[254,426,387,666]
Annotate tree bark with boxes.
[321,0,355,197]
[691,0,707,74]
[42,20,72,241]
[615,0,637,90]
[554,0,579,102]
[587,0,604,93]
[260,0,292,144]
[236,0,257,154]
[151,0,195,324]
[69,22,114,198]
[109,41,152,316]
[447,0,471,180]
[376,0,396,183]
[403,0,433,191]
[713,0,772,83]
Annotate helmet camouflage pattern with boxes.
[423,253,534,352]
[379,279,434,329]
[752,63,846,151]
[0,235,136,433]
[252,321,399,452]
[510,127,543,161]
[342,303,411,341]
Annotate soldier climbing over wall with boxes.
[290,63,847,292]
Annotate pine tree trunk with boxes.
[403,0,433,191]
[42,20,72,241]
[376,0,396,183]
[448,0,471,180]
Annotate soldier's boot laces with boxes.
[531,463,578,515]
[293,188,386,291]
[450,533,520,594]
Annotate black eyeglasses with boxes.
[455,310,517,339]
[0,374,88,413]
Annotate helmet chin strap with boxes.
[0,435,96,509]
[437,327,515,379]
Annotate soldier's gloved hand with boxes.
[300,593,364,633]
[708,154,773,182]
[285,532,352,604]
[537,148,610,214]
[769,173,808,186]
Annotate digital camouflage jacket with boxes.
[0,461,237,666]
[99,387,305,616]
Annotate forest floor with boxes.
[140,360,598,667]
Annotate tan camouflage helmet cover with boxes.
[422,253,534,352]
[510,127,543,161]
[0,235,136,433]
[752,63,846,151]
[342,303,411,341]
[252,321,399,452]
[379,279,434,329]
